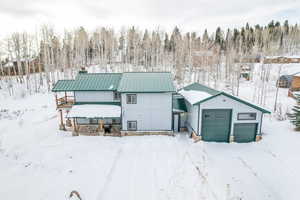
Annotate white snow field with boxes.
[1,84,300,200]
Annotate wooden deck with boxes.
[56,96,74,109]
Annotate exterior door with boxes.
[201,109,232,142]
[233,123,257,143]
[173,114,179,132]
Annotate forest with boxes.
[0,20,299,102]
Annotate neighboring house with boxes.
[288,73,300,98]
[1,58,43,76]
[264,56,300,64]
[277,75,294,88]
[52,71,175,136]
[179,83,270,143]
[52,71,271,143]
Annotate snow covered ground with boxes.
[1,84,300,200]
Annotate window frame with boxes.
[237,113,257,120]
[126,94,137,104]
[127,120,137,131]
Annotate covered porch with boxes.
[65,104,121,136]
[52,80,76,109]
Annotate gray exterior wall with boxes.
[185,102,199,133]
[121,93,172,131]
[198,94,263,136]
[74,91,120,102]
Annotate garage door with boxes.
[233,123,257,143]
[201,109,232,142]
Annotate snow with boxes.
[1,92,300,200]
[1,68,300,200]
[179,89,212,105]
[67,104,121,118]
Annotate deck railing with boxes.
[56,96,75,109]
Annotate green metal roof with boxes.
[173,95,187,112]
[52,80,76,92]
[181,82,220,95]
[117,72,176,93]
[182,82,271,114]
[74,73,122,91]
[52,73,122,92]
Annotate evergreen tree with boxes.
[287,94,300,131]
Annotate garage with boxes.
[233,123,258,143]
[201,109,232,142]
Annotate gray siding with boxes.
[198,94,263,136]
[121,93,172,131]
[185,102,199,133]
[74,91,120,102]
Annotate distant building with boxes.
[1,57,43,76]
[264,56,300,64]
[277,75,294,88]
[288,73,300,98]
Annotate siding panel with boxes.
[121,93,172,131]
[74,91,119,102]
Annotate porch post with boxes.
[99,119,104,131]
[72,118,78,136]
[55,93,58,109]
[59,109,66,131]
[65,91,67,103]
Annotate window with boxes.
[113,92,121,100]
[126,94,137,104]
[127,121,137,131]
[237,113,256,120]
[89,118,98,124]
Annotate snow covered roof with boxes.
[67,104,121,118]
[179,82,271,113]
[179,82,220,105]
[179,89,212,105]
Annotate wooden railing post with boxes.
[55,93,58,109]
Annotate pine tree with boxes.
[287,94,300,131]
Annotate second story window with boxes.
[126,94,137,104]
[113,92,121,100]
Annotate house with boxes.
[288,73,300,98]
[52,71,270,143]
[263,56,300,64]
[277,75,294,88]
[179,83,270,143]
[52,71,175,136]
[1,57,43,76]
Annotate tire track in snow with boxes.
[166,134,219,200]
[97,147,123,200]
[237,157,279,200]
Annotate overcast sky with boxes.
[0,0,300,38]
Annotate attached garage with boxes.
[179,83,271,143]
[233,123,258,143]
[201,109,231,142]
